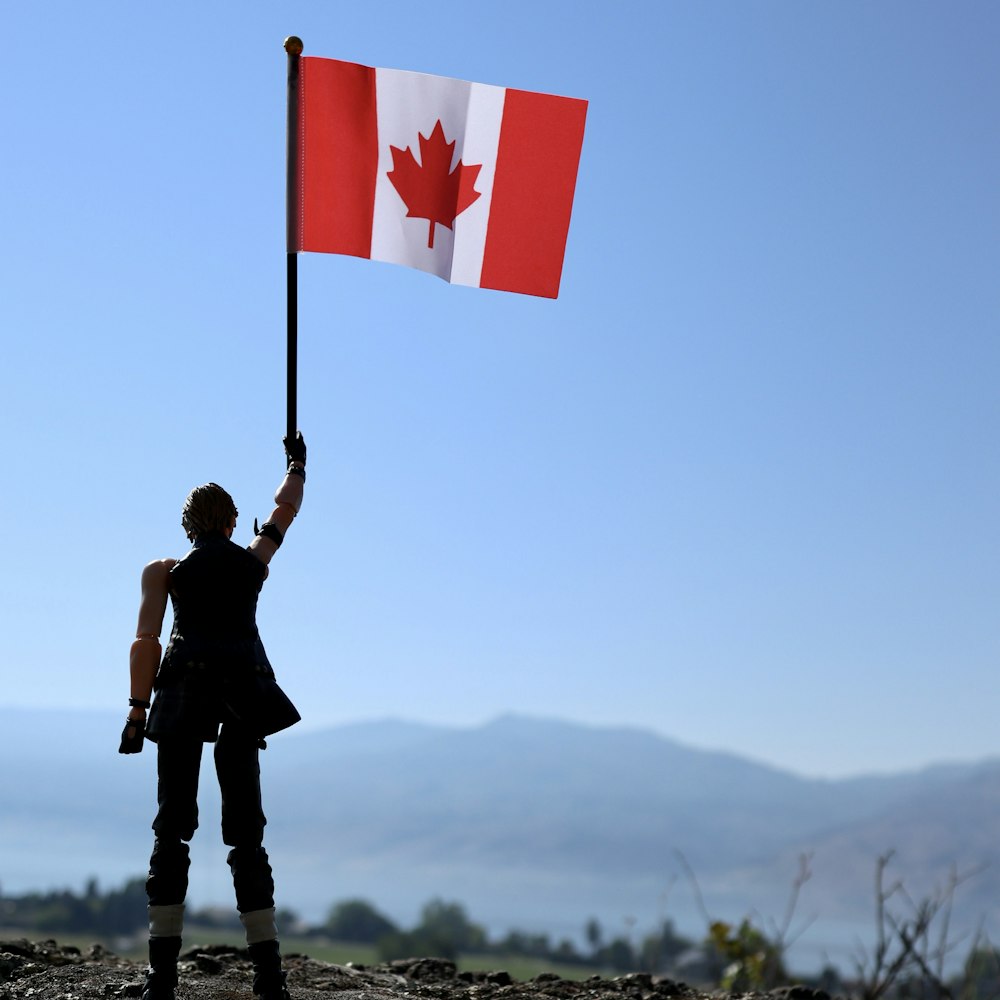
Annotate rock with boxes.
[179,943,247,960]
[619,972,653,989]
[0,943,35,960]
[769,988,830,1000]
[533,972,562,983]
[387,956,458,981]
[0,957,25,982]
[188,953,223,975]
[652,980,691,997]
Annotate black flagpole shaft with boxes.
[287,252,297,443]
[284,36,303,443]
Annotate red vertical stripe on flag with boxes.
[480,89,588,299]
[298,57,379,258]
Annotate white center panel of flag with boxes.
[371,67,505,288]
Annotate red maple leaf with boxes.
[387,120,482,249]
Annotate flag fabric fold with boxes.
[293,56,588,299]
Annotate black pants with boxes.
[146,723,275,913]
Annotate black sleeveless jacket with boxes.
[146,533,301,743]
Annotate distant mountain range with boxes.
[2,709,998,971]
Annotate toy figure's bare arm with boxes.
[248,435,306,567]
[128,559,174,722]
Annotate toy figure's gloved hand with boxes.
[119,716,146,754]
[283,431,306,467]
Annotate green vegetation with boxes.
[706,918,786,991]
[0,877,147,938]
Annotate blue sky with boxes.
[2,2,998,778]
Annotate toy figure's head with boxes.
[181,483,238,541]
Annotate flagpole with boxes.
[284,36,303,443]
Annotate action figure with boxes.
[119,433,308,1000]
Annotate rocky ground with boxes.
[0,939,833,1000]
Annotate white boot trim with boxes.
[148,903,185,937]
[241,906,278,945]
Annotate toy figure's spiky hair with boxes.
[181,483,238,541]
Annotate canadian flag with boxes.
[292,56,588,299]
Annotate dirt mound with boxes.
[0,938,831,1000]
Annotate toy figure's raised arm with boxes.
[249,432,306,567]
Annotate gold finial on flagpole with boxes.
[284,36,304,56]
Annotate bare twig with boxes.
[852,852,986,1000]
[771,852,818,952]
[674,849,713,926]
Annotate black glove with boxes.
[119,716,146,754]
[283,431,306,466]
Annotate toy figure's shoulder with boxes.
[141,558,176,591]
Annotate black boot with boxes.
[248,939,289,1000]
[143,935,181,1000]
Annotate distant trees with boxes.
[0,878,685,974]
[377,899,487,961]
[368,902,691,973]
[0,877,147,937]
[0,878,693,976]
[582,918,693,975]
[0,880,295,940]
[323,899,397,943]
[585,917,602,952]
[639,919,691,973]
